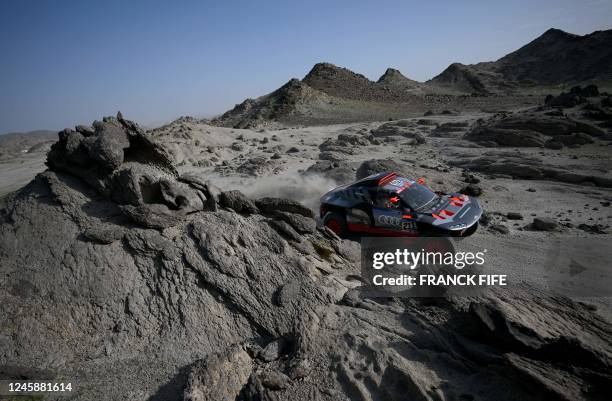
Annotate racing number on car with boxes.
[401,220,417,231]
[377,215,417,232]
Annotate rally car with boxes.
[319,172,482,237]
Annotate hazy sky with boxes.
[1,0,611,133]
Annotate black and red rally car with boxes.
[319,172,482,237]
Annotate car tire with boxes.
[462,222,478,237]
[323,212,348,237]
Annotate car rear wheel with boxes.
[323,212,348,237]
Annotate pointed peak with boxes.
[303,62,370,86]
[377,67,414,84]
[542,28,569,36]
[305,62,344,76]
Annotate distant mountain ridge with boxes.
[429,28,612,93]
[0,130,56,160]
[213,28,612,127]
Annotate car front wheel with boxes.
[322,211,348,237]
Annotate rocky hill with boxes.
[430,28,612,93]
[216,29,611,128]
[0,130,56,161]
[492,28,612,85]
[213,63,532,128]
[213,28,611,128]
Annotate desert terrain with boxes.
[1,28,611,401]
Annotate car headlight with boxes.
[449,223,467,230]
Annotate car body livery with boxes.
[319,171,482,237]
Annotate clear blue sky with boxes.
[1,0,611,133]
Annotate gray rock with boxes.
[489,224,509,234]
[287,358,311,379]
[544,139,564,149]
[75,124,95,136]
[259,338,285,362]
[577,223,608,234]
[231,142,244,151]
[256,197,314,218]
[319,133,371,155]
[259,371,290,390]
[179,174,221,212]
[356,159,405,180]
[88,120,130,170]
[119,204,183,229]
[242,374,279,401]
[464,111,605,147]
[46,114,208,228]
[507,212,523,220]
[219,190,259,214]
[371,122,426,144]
[465,127,548,147]
[184,346,252,401]
[532,217,558,231]
[460,184,483,197]
[267,219,301,242]
[272,211,316,234]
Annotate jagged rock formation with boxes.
[2,115,611,401]
[46,114,217,229]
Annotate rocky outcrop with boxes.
[464,111,605,147]
[0,116,355,400]
[370,121,426,144]
[319,133,374,156]
[428,63,492,94]
[46,113,217,228]
[449,153,612,188]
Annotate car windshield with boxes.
[400,183,438,210]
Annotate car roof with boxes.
[351,171,396,187]
[351,171,416,192]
